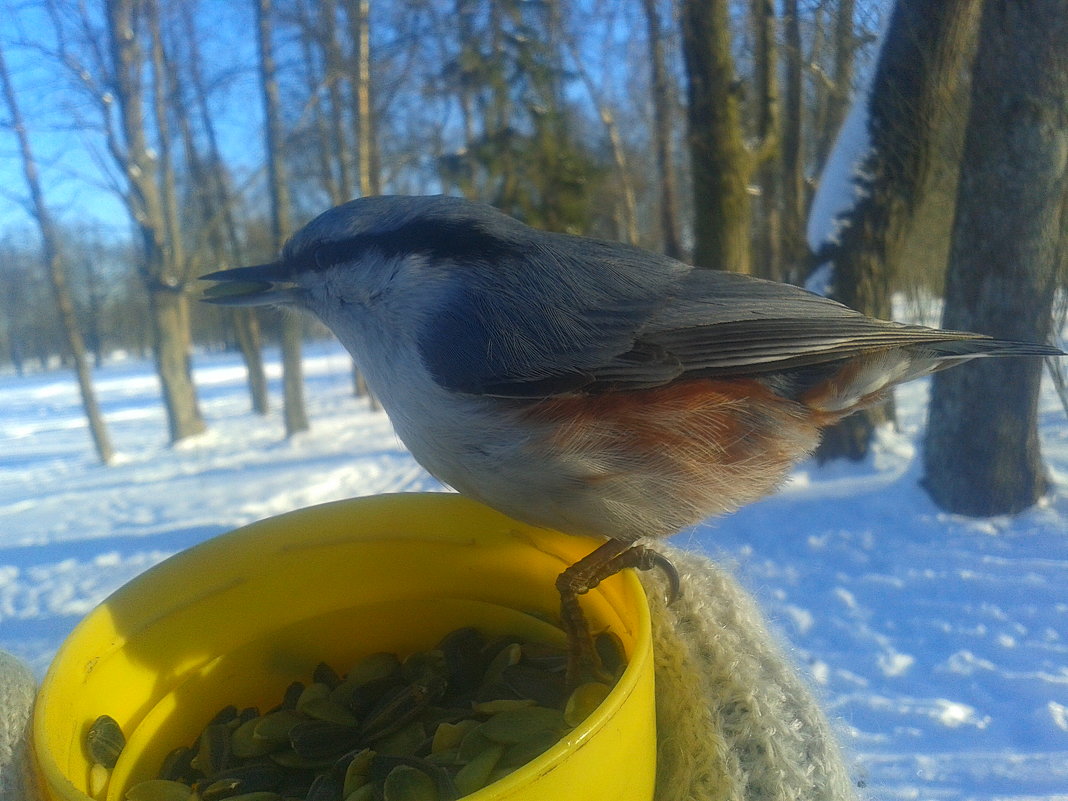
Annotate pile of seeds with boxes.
[104,626,625,801]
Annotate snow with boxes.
[2,336,1067,800]
[806,11,891,259]
[805,85,876,256]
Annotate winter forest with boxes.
[1,1,1068,798]
[1,0,1064,508]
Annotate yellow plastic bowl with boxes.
[33,493,655,801]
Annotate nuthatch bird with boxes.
[204,194,1061,679]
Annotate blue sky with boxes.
[0,0,262,235]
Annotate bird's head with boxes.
[202,194,524,318]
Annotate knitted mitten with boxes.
[645,544,859,801]
[0,650,39,801]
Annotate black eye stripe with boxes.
[299,219,514,272]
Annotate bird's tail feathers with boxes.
[915,336,1063,360]
[802,335,1062,416]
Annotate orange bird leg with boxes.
[557,540,680,685]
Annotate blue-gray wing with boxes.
[417,232,999,398]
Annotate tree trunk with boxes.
[150,287,205,443]
[176,93,270,418]
[148,0,185,290]
[256,0,309,436]
[178,1,269,416]
[81,255,106,368]
[750,0,781,280]
[922,0,1067,515]
[322,0,354,201]
[641,0,683,260]
[348,0,380,197]
[345,0,380,410]
[680,0,753,272]
[680,0,777,273]
[0,42,114,465]
[781,0,806,284]
[106,0,205,443]
[814,0,979,463]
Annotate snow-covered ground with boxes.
[1,336,1066,800]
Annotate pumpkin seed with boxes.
[328,682,358,710]
[341,748,375,797]
[295,683,332,715]
[499,729,559,769]
[452,743,504,797]
[253,710,304,744]
[479,707,565,744]
[564,681,612,727]
[382,765,438,801]
[483,643,521,684]
[455,724,495,764]
[87,714,125,769]
[430,720,479,754]
[343,784,375,801]
[469,698,536,715]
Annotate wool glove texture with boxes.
[645,544,859,801]
[0,650,38,801]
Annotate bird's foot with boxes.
[557,540,679,686]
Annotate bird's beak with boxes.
[200,262,300,307]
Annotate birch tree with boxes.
[106,0,206,443]
[256,0,309,436]
[0,42,114,464]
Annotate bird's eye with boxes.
[310,237,362,271]
[313,247,330,271]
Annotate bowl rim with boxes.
[33,492,655,801]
